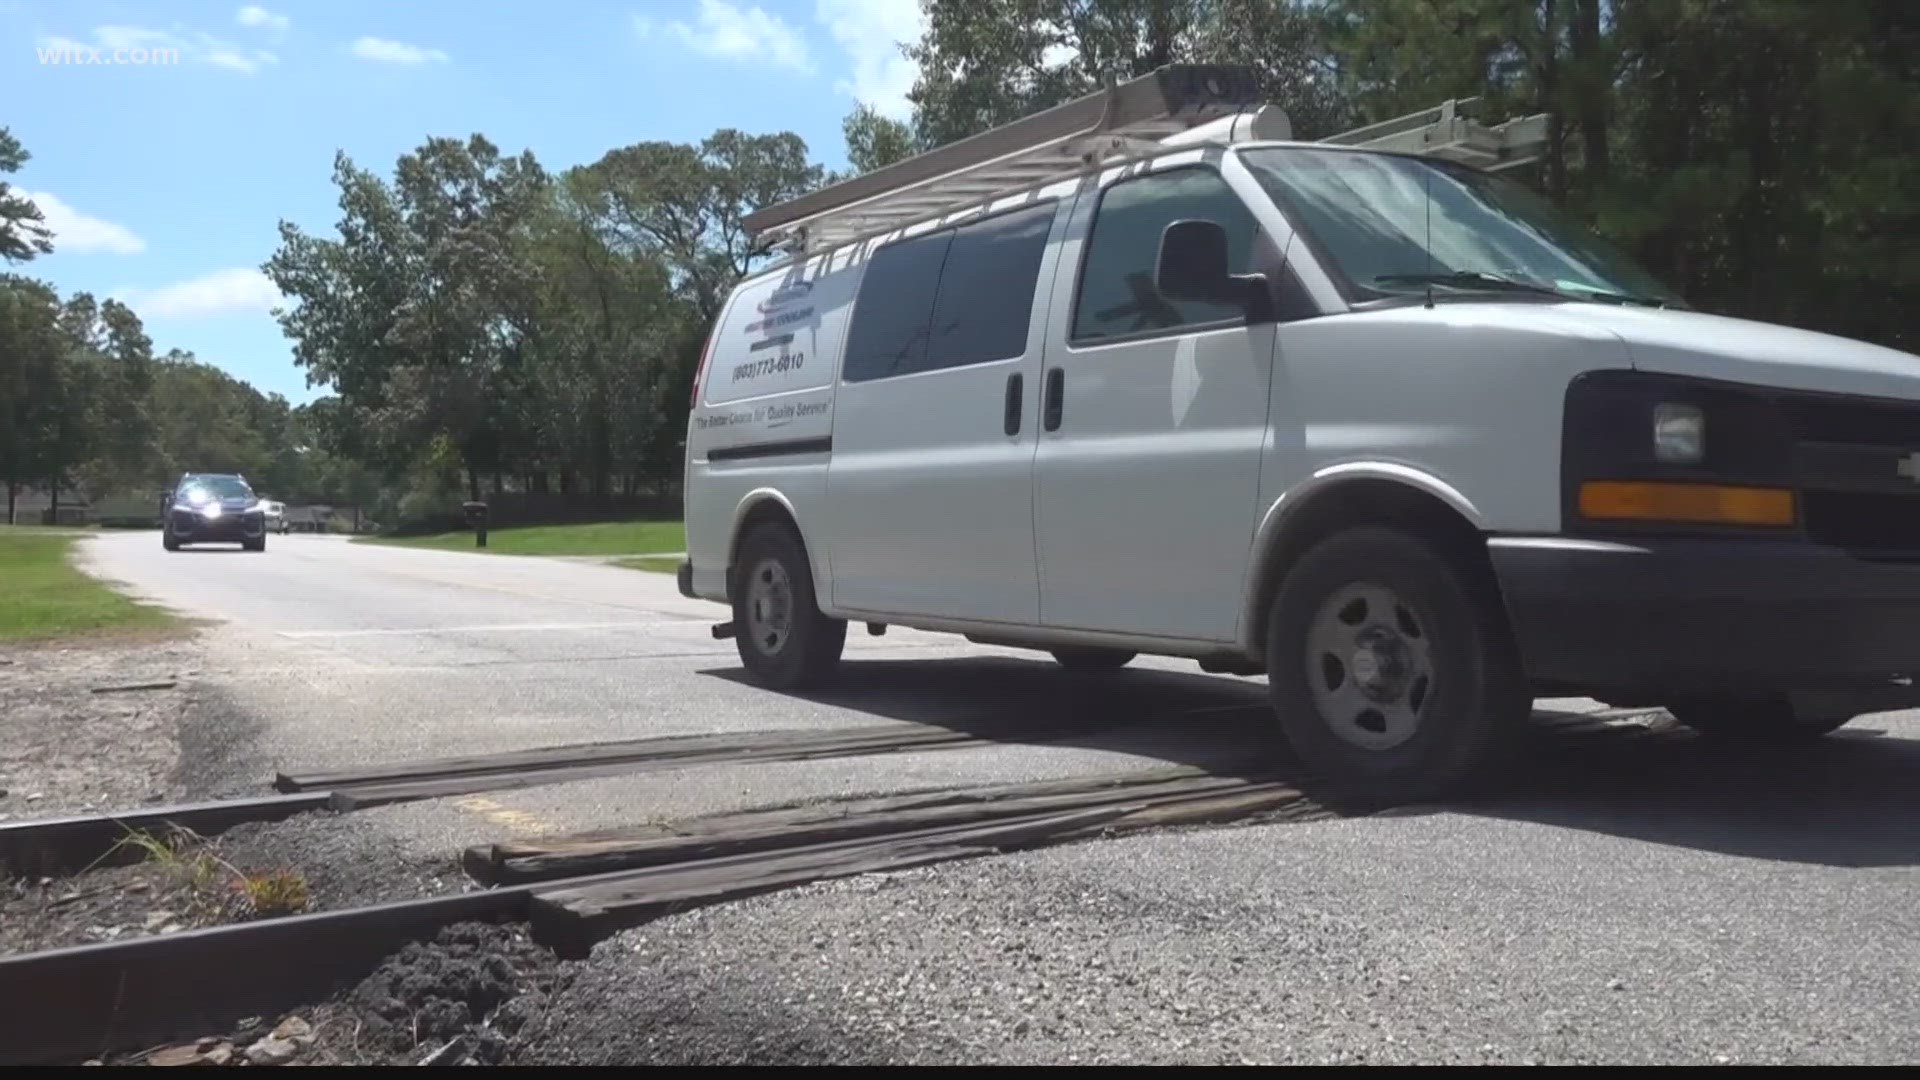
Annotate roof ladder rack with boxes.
[745,64,1270,255]
[745,72,1553,257]
[1317,97,1549,172]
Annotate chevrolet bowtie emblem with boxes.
[1900,452,1920,482]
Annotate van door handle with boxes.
[1003,373,1023,436]
[1042,367,1065,431]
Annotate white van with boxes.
[679,66,1920,798]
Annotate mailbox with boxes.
[462,501,490,547]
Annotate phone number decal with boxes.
[731,351,806,383]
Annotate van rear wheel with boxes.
[1265,527,1525,802]
[732,525,845,690]
[1050,647,1135,671]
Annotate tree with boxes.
[65,295,156,496]
[588,131,823,323]
[905,0,1351,147]
[520,165,683,497]
[0,276,64,520]
[267,137,552,500]
[842,104,921,173]
[0,129,53,264]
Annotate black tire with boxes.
[243,535,267,553]
[731,525,846,690]
[1666,696,1851,745]
[1050,647,1135,671]
[1265,527,1526,802]
[162,533,181,552]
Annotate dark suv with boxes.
[161,473,268,552]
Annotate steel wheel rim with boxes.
[1304,581,1434,751]
[745,557,794,657]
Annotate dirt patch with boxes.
[0,860,210,954]
[306,923,571,1065]
[84,923,569,1066]
[0,826,315,956]
[0,635,203,820]
[214,812,468,910]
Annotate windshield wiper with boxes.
[1372,271,1567,299]
[1374,271,1677,308]
[1561,286,1681,309]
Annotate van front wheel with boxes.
[1266,527,1524,802]
[732,526,846,690]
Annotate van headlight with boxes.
[1652,402,1704,464]
[1562,371,1794,532]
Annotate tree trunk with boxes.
[5,479,14,526]
[1537,0,1568,204]
[1145,0,1177,70]
[466,466,480,503]
[1569,0,1609,185]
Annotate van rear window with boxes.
[843,202,1054,383]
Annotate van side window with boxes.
[843,202,1054,383]
[841,230,952,383]
[1071,168,1258,344]
[925,203,1053,370]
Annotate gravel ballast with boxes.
[509,811,1920,1066]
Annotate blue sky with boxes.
[1,0,922,403]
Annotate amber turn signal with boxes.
[1578,480,1795,528]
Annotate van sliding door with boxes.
[823,199,1066,623]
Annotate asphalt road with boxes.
[79,530,1920,1064]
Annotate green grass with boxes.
[614,555,682,574]
[360,519,685,557]
[0,528,172,642]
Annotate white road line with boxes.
[276,620,696,639]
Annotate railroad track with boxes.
[0,705,1697,1063]
[0,765,1313,1065]
[0,716,1179,878]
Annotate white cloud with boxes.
[20,191,145,256]
[350,36,451,65]
[70,23,279,73]
[122,269,282,319]
[235,6,289,34]
[816,0,922,119]
[631,13,653,38]
[667,0,814,74]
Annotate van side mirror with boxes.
[1155,219,1273,323]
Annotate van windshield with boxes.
[1241,147,1682,308]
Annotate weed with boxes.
[101,823,310,921]
[234,869,311,918]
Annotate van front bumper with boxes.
[1488,536,1920,703]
